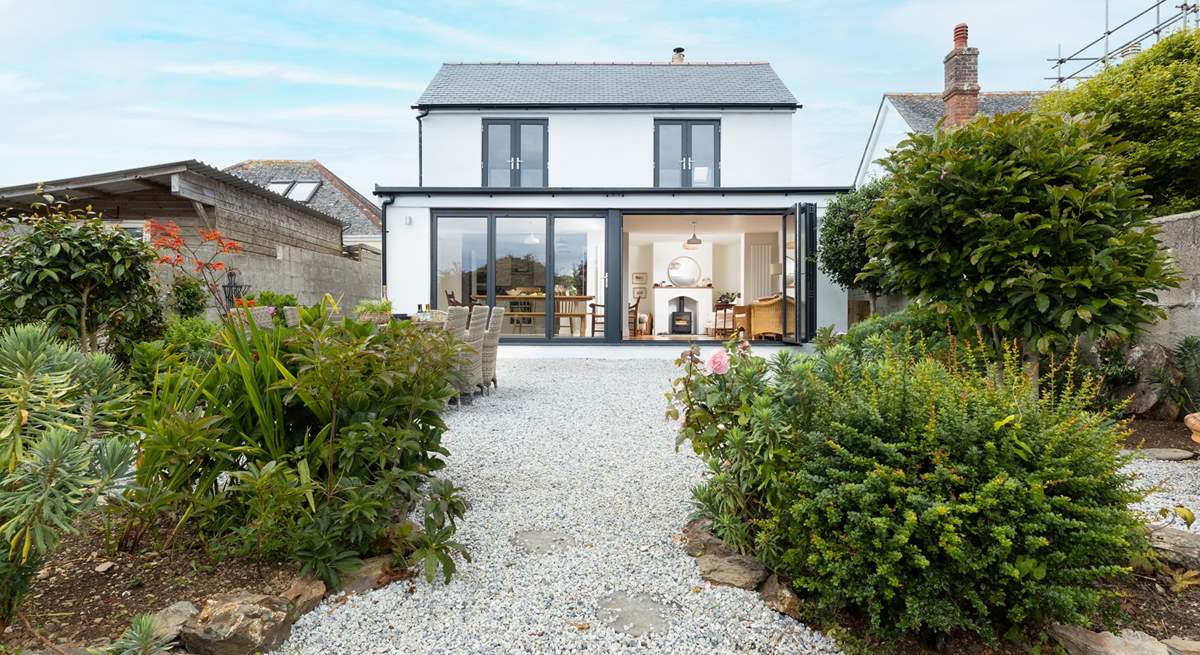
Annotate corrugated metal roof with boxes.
[885,92,1042,134]
[415,62,798,108]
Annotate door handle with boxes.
[603,272,609,289]
[508,157,516,169]
[515,157,522,170]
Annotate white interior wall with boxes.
[712,242,740,302]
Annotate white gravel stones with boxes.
[1125,455,1200,534]
[276,357,841,655]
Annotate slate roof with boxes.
[225,160,381,237]
[885,92,1042,134]
[414,62,798,108]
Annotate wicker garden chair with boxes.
[458,305,488,396]
[482,306,505,392]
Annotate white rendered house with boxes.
[378,49,849,343]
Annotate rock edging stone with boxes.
[682,519,801,617]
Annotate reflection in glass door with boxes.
[552,217,606,338]
[495,217,548,336]
[434,217,487,312]
[783,209,798,342]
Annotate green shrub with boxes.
[162,316,219,366]
[669,342,1144,642]
[839,303,956,360]
[355,298,393,315]
[817,178,894,310]
[0,199,164,354]
[1037,28,1200,214]
[862,112,1178,370]
[128,296,466,587]
[170,276,208,319]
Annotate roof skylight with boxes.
[266,180,322,203]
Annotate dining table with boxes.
[472,294,595,336]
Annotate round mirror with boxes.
[667,256,702,287]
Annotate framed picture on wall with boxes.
[631,272,648,285]
[633,285,648,299]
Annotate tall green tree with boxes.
[0,197,163,352]
[817,177,893,313]
[860,112,1178,372]
[1037,28,1200,215]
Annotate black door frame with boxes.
[481,118,550,188]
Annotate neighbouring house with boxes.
[378,48,850,344]
[854,24,1041,186]
[0,160,380,308]
[225,159,383,249]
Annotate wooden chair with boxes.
[445,290,464,307]
[589,302,605,337]
[554,298,588,336]
[588,299,640,337]
[712,301,735,339]
[732,304,750,338]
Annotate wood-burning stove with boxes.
[670,297,693,335]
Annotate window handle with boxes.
[515,157,522,170]
[508,157,516,170]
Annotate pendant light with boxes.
[682,221,702,250]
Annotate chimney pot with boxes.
[953,23,968,49]
[671,47,685,64]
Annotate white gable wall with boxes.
[855,97,914,187]
[420,108,794,188]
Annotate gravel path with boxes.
[278,357,840,655]
[1126,456,1200,533]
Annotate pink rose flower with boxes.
[707,349,730,375]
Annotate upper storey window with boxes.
[483,119,548,188]
[655,119,720,188]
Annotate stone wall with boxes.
[1146,210,1200,345]
[226,245,381,308]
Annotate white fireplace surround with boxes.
[653,287,712,335]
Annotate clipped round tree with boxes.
[1038,28,1200,215]
[817,177,892,313]
[0,198,163,352]
[861,112,1178,370]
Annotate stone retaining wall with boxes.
[1148,210,1200,345]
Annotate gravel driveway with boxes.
[278,357,840,655]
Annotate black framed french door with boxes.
[482,119,549,188]
[654,119,720,188]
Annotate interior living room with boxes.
[622,214,797,342]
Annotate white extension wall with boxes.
[421,108,794,188]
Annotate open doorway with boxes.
[621,213,795,342]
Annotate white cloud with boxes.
[157,61,426,92]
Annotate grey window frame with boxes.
[481,119,549,188]
[653,119,720,188]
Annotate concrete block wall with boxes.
[223,245,381,309]
[1146,210,1200,346]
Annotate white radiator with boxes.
[748,244,773,299]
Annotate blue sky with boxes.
[0,0,1170,197]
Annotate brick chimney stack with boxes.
[671,47,685,64]
[943,23,980,127]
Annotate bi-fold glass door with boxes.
[434,212,609,340]
[782,203,818,344]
